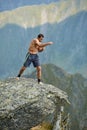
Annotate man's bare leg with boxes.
[17,66,26,79]
[36,66,41,83]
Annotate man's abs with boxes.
[29,39,39,54]
[29,50,38,54]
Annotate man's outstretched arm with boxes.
[34,39,53,47]
[39,42,53,47]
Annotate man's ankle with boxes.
[38,79,41,83]
[17,74,21,77]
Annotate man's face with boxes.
[38,37,44,42]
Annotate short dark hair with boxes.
[37,33,44,38]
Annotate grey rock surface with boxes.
[29,64,87,130]
[0,78,69,130]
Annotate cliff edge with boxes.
[0,78,70,130]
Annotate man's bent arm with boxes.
[35,41,53,47]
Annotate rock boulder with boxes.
[0,78,69,130]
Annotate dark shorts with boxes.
[23,52,40,67]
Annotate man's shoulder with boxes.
[33,38,38,41]
[33,38,40,44]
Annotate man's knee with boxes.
[37,66,41,72]
[22,66,26,71]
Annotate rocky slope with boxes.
[29,64,87,130]
[0,77,70,130]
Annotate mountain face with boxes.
[0,11,87,79]
[0,0,58,11]
[0,0,87,28]
[29,64,87,130]
[0,77,69,130]
[44,11,87,77]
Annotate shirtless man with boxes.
[17,34,53,84]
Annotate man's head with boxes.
[37,34,44,42]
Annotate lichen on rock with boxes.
[0,77,70,130]
[30,122,53,130]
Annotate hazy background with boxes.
[0,0,87,79]
[0,1,87,130]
